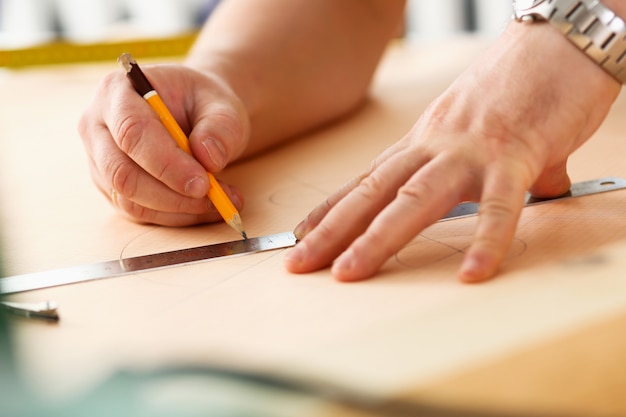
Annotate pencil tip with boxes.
[117,52,135,72]
[227,214,247,240]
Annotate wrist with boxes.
[502,18,620,111]
[512,0,626,85]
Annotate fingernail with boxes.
[459,256,483,283]
[332,252,355,276]
[185,176,208,198]
[202,138,226,170]
[293,221,307,240]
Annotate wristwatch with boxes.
[512,0,626,84]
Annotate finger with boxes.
[94,149,244,227]
[85,115,246,222]
[330,151,476,281]
[528,160,571,198]
[88,123,213,215]
[459,163,528,283]
[284,146,432,274]
[100,72,211,199]
[293,138,412,240]
[114,193,222,227]
[293,173,365,240]
[188,82,250,172]
[112,179,244,226]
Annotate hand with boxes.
[285,22,621,283]
[79,64,250,226]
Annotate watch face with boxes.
[514,0,544,10]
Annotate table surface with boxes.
[1,37,626,416]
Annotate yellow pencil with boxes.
[118,53,246,239]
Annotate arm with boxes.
[285,0,625,283]
[186,0,406,157]
[78,0,405,226]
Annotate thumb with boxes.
[528,161,571,198]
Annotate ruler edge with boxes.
[2,177,625,295]
[439,176,626,222]
[0,232,297,295]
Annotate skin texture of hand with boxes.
[284,20,622,283]
[79,0,405,227]
[78,65,250,226]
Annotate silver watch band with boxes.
[514,0,626,84]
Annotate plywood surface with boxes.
[1,38,626,414]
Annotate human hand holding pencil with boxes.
[78,55,251,229]
[117,53,246,238]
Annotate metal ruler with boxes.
[1,177,624,295]
[441,176,626,220]
[0,232,297,295]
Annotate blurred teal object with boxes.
[0,237,559,417]
[0,258,40,417]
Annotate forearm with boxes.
[185,0,406,157]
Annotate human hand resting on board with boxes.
[284,21,622,283]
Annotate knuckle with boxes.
[397,180,435,207]
[128,204,151,223]
[173,194,201,214]
[363,228,395,258]
[109,158,139,200]
[355,173,386,201]
[477,197,514,220]
[473,234,503,252]
[214,110,245,139]
[113,114,147,156]
[304,220,340,254]
[100,71,120,91]
[174,196,187,214]
[313,221,335,243]
[121,199,155,225]
[154,158,175,183]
